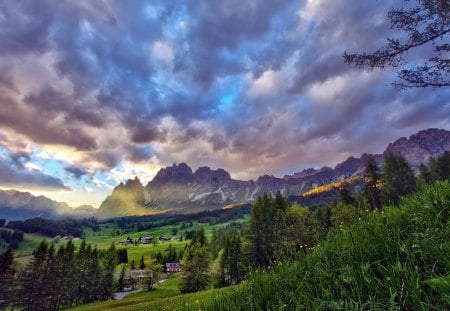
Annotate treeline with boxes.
[7,217,99,238]
[0,240,117,310]
[0,228,24,249]
[113,204,251,231]
[179,151,450,293]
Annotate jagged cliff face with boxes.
[97,128,450,218]
[97,177,148,218]
[384,128,450,169]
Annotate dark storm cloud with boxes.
[127,145,154,163]
[183,0,301,86]
[0,94,97,150]
[0,148,69,190]
[0,0,448,180]
[64,165,89,179]
[0,161,70,190]
[24,86,105,128]
[0,1,52,54]
[289,0,394,92]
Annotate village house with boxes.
[123,269,147,290]
[141,236,153,244]
[165,262,181,273]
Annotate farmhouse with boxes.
[165,262,181,273]
[141,236,153,244]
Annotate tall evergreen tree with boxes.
[139,255,146,269]
[219,231,243,286]
[144,258,162,290]
[418,163,433,185]
[117,265,126,292]
[0,248,16,309]
[99,243,118,300]
[180,244,210,293]
[430,151,450,181]
[17,240,49,311]
[363,155,382,210]
[247,193,289,267]
[382,153,417,205]
[339,184,355,205]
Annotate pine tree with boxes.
[180,244,210,293]
[191,227,207,247]
[219,231,242,285]
[99,243,118,300]
[418,163,433,185]
[362,155,382,210]
[85,247,102,302]
[382,153,417,205]
[247,193,286,267]
[0,248,16,309]
[139,255,146,269]
[17,240,49,310]
[430,151,450,181]
[339,184,355,205]
[144,258,162,290]
[117,265,126,292]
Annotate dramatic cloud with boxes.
[0,147,69,190]
[0,0,449,205]
[64,165,89,179]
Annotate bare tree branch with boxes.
[344,0,450,88]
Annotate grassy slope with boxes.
[70,274,185,311]
[199,182,450,310]
[72,182,450,310]
[13,232,51,267]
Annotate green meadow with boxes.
[12,214,249,268]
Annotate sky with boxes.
[0,0,449,208]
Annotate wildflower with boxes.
[195,299,200,304]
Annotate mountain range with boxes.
[0,189,97,221]
[1,128,449,221]
[96,128,450,218]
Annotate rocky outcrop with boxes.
[97,177,148,218]
[384,128,450,169]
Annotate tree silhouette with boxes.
[344,0,449,88]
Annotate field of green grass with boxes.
[12,213,249,268]
[70,277,238,311]
[13,232,51,266]
[70,273,185,311]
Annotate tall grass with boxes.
[197,182,450,310]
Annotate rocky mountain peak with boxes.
[149,162,193,187]
[193,167,231,185]
[384,128,450,168]
[124,176,144,189]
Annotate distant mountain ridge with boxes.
[97,128,450,218]
[2,128,448,221]
[0,189,96,221]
